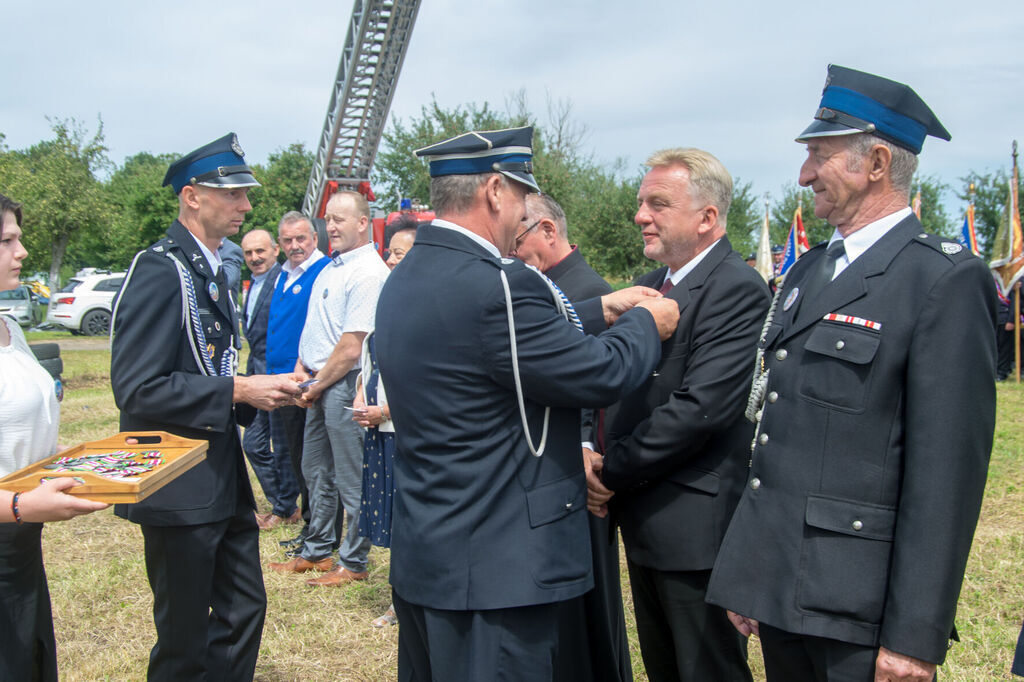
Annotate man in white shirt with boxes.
[269,191,389,586]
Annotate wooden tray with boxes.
[0,431,208,503]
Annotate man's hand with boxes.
[296,379,325,408]
[233,374,303,411]
[583,447,614,517]
[636,298,681,340]
[726,610,759,638]
[16,478,109,522]
[874,647,936,682]
[600,286,662,325]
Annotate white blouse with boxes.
[0,317,59,477]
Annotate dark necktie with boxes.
[660,278,675,295]
[804,239,846,297]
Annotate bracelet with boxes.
[11,492,23,524]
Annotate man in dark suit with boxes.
[240,229,300,529]
[587,148,768,682]
[514,193,630,682]
[110,133,303,681]
[706,66,997,682]
[375,126,680,681]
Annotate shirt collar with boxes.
[186,231,222,274]
[829,207,912,264]
[330,242,376,265]
[432,218,501,258]
[250,268,273,285]
[282,248,325,274]
[665,238,721,286]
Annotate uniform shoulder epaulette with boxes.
[912,232,974,262]
[147,237,178,255]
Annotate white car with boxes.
[46,271,126,336]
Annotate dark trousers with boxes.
[0,523,57,682]
[554,514,632,682]
[270,404,310,526]
[759,623,894,682]
[393,591,563,682]
[997,326,1020,379]
[242,408,299,517]
[627,561,752,682]
[140,508,266,681]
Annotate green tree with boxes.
[912,175,953,238]
[246,142,314,236]
[771,184,830,248]
[726,179,760,258]
[101,152,179,268]
[373,94,655,279]
[0,118,110,286]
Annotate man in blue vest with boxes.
[266,212,330,546]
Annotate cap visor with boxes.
[500,170,540,193]
[795,119,862,142]
[196,172,261,189]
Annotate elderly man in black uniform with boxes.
[706,66,997,682]
[375,126,680,681]
[110,133,303,681]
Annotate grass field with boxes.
[29,335,1024,681]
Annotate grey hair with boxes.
[646,148,733,230]
[845,134,919,195]
[526,194,568,240]
[278,210,314,236]
[430,173,496,215]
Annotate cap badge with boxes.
[231,135,244,157]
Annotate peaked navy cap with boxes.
[796,65,950,154]
[163,133,261,194]
[414,126,540,192]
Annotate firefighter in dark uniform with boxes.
[110,133,303,681]
[706,66,997,682]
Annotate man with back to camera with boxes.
[511,192,631,682]
[706,65,997,682]
[110,133,303,681]
[374,125,681,681]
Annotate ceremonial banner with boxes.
[990,147,1024,296]
[755,204,773,283]
[958,203,979,256]
[779,206,810,277]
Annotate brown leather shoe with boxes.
[257,514,282,530]
[284,508,303,524]
[305,566,369,586]
[268,556,334,573]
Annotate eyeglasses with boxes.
[513,219,542,250]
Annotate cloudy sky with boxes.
[3,0,1022,215]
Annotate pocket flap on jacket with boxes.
[526,475,586,528]
[804,323,880,364]
[805,494,896,541]
[667,467,720,495]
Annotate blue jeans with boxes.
[242,409,300,518]
[300,371,371,572]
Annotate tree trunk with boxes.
[49,232,71,289]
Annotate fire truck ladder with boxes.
[301,0,422,218]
